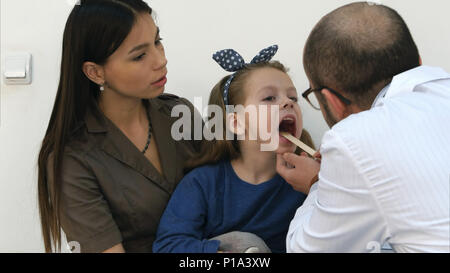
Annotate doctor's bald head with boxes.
[303,2,420,109]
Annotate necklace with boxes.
[142,115,152,154]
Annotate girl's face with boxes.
[102,13,168,99]
[241,67,303,154]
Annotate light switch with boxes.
[2,53,32,85]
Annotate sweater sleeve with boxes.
[152,173,220,253]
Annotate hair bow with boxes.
[212,45,279,106]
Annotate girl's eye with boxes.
[290,97,298,102]
[155,38,163,46]
[133,53,146,61]
[263,96,276,102]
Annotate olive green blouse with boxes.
[47,94,201,253]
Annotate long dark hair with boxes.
[186,61,315,172]
[37,0,152,253]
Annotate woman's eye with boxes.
[263,96,276,102]
[155,38,163,45]
[290,97,298,102]
[133,53,146,61]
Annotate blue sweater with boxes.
[153,160,306,253]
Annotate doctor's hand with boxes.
[276,152,321,194]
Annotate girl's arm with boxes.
[152,176,220,253]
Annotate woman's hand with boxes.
[102,243,125,253]
[276,152,321,194]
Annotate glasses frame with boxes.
[302,87,352,110]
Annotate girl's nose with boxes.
[282,98,294,109]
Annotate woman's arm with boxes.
[103,243,125,253]
[49,151,123,253]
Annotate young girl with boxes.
[153,46,314,253]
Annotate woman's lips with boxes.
[152,76,167,87]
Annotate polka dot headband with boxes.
[212,45,279,107]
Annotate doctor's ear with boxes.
[321,88,348,120]
[82,61,105,85]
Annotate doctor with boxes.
[277,2,450,252]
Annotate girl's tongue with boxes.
[279,119,296,144]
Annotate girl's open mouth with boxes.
[279,115,297,144]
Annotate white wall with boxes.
[1,0,449,252]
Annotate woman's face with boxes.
[240,67,303,154]
[103,13,168,99]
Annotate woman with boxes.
[37,0,200,253]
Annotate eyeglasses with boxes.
[302,87,352,110]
